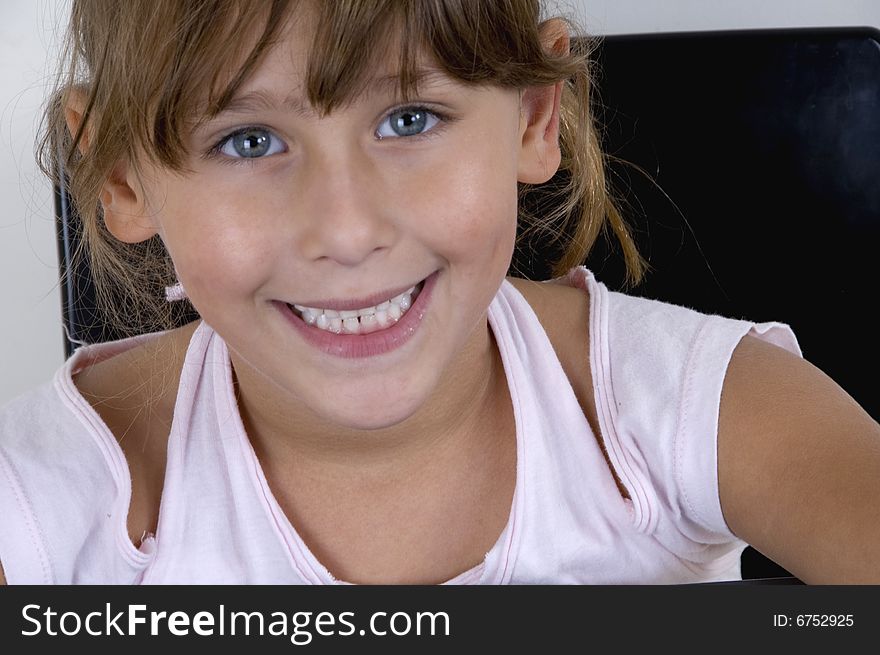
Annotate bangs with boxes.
[204,1,428,121]
[145,0,566,169]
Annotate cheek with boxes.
[411,148,519,256]
[154,181,281,302]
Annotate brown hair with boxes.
[38,0,646,338]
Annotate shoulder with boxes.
[72,321,197,546]
[0,322,194,460]
[718,335,880,582]
[70,322,191,483]
[71,320,196,437]
[0,366,89,482]
[506,274,591,352]
[515,269,720,437]
[514,269,705,484]
[506,275,634,499]
[505,275,592,411]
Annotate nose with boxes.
[293,143,394,266]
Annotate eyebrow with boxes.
[211,68,453,120]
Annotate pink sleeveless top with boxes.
[0,267,801,584]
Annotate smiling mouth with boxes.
[286,280,425,335]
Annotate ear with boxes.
[64,88,159,243]
[517,18,570,184]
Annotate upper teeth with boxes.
[293,285,418,334]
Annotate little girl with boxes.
[1,0,878,585]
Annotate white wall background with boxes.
[562,0,880,34]
[0,0,69,405]
[2,0,879,405]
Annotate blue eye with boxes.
[376,107,442,139]
[217,127,287,159]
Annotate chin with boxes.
[329,403,421,432]
[315,389,426,432]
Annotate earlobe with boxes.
[64,89,159,243]
[517,19,570,184]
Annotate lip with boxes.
[276,270,439,359]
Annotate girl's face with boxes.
[129,13,546,432]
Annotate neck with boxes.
[230,316,505,486]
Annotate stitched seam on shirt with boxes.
[0,448,54,583]
[581,270,653,532]
[675,543,745,576]
[674,316,714,530]
[54,367,151,569]
[596,349,648,528]
[442,558,486,585]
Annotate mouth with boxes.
[286,278,426,336]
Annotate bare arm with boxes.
[718,335,880,583]
[0,559,5,585]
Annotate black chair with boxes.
[57,28,880,582]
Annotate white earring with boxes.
[165,281,188,302]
